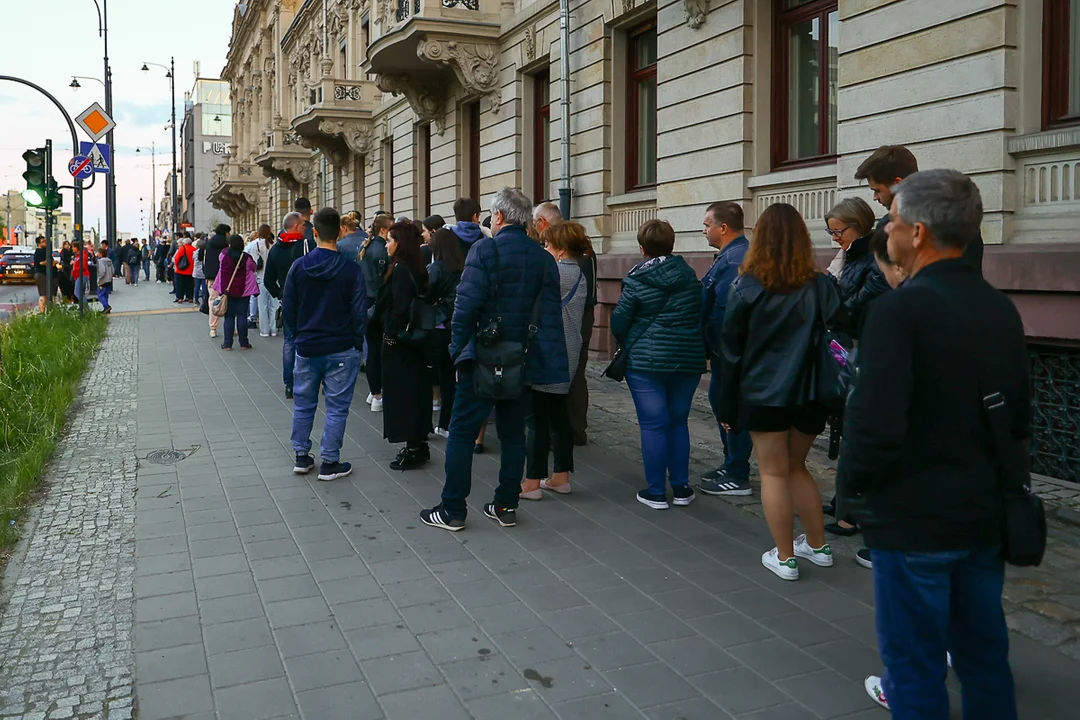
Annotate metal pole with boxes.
[103,0,116,252]
[44,140,55,311]
[171,57,179,239]
[558,0,572,221]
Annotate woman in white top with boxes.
[245,224,277,337]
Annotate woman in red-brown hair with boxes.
[716,202,846,582]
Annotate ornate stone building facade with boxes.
[214,0,1079,479]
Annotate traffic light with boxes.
[22,148,46,207]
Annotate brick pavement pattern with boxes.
[2,283,1080,720]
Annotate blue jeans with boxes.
[96,284,111,310]
[128,263,140,285]
[222,296,250,349]
[282,326,297,390]
[873,547,1016,720]
[194,278,207,305]
[625,371,700,496]
[143,258,150,280]
[74,276,88,304]
[290,349,361,463]
[440,364,528,520]
[708,362,752,479]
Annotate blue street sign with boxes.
[78,141,111,173]
[69,155,94,179]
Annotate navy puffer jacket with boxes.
[611,254,707,375]
[450,224,569,388]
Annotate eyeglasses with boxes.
[825,226,850,238]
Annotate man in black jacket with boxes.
[265,212,310,398]
[837,170,1027,719]
[295,197,316,248]
[204,223,230,338]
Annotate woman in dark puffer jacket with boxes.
[611,220,706,511]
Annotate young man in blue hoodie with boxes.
[449,197,486,260]
[283,207,368,481]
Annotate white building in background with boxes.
[182,77,233,233]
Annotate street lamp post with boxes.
[141,58,177,240]
[135,144,156,237]
[87,0,115,252]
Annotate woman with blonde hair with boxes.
[520,222,589,500]
[717,203,845,581]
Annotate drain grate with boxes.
[143,446,199,465]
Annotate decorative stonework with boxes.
[524,25,537,62]
[684,0,708,29]
[260,157,316,192]
[622,0,634,15]
[376,73,449,134]
[298,133,350,166]
[283,132,303,145]
[335,84,366,101]
[417,38,501,113]
[319,119,376,157]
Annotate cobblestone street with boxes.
[1,283,1079,720]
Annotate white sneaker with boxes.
[209,329,217,338]
[370,397,383,413]
[366,393,374,404]
[434,427,450,438]
[864,675,889,710]
[793,534,834,567]
[761,548,799,581]
[947,651,953,668]
[433,402,441,412]
[260,333,270,338]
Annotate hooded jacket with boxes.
[449,221,484,260]
[282,248,368,358]
[610,255,707,375]
[264,231,308,299]
[202,232,229,280]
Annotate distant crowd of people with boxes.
[30,235,154,314]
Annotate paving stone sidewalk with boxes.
[2,284,1080,720]
[582,363,1080,663]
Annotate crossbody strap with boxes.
[225,252,244,291]
[623,289,673,355]
[561,271,584,310]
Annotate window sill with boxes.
[748,162,838,191]
[1009,127,1080,157]
[606,188,657,207]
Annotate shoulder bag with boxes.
[923,283,1045,567]
[473,241,543,400]
[211,255,245,318]
[810,273,854,412]
[395,270,438,350]
[602,289,672,383]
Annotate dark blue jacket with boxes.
[337,230,368,266]
[450,224,569,387]
[282,248,368,358]
[700,235,748,357]
[450,221,484,259]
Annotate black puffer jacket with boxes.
[202,232,229,280]
[837,234,890,339]
[717,273,845,426]
[424,260,461,326]
[610,255,706,375]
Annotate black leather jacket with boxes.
[837,234,890,339]
[717,273,845,428]
[424,260,461,327]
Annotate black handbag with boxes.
[603,289,672,383]
[810,274,854,412]
[473,241,542,400]
[395,270,438,350]
[924,283,1046,567]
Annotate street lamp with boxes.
[141,58,177,241]
[135,145,157,237]
[86,0,116,254]
[69,76,105,90]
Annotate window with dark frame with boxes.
[419,124,432,218]
[1044,0,1080,128]
[533,70,551,202]
[626,22,657,191]
[772,0,839,169]
[467,102,481,201]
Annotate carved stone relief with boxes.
[376,73,449,134]
[684,0,708,29]
[417,39,502,113]
[524,25,537,62]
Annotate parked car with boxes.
[0,246,38,285]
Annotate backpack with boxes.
[176,250,191,272]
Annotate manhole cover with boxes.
[144,446,199,465]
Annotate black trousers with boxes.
[176,274,194,301]
[365,316,383,395]
[525,390,574,479]
[432,330,455,431]
[567,310,594,444]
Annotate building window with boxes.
[382,138,394,213]
[466,102,481,201]
[772,0,838,168]
[1045,0,1080,128]
[339,40,348,79]
[533,70,551,202]
[626,22,657,191]
[418,124,432,218]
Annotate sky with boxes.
[1,0,236,239]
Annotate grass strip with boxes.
[0,308,108,551]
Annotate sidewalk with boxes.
[1,282,1078,720]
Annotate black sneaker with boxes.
[698,476,752,496]
[636,490,670,510]
[483,503,517,527]
[672,486,696,506]
[856,548,873,569]
[293,454,315,474]
[420,505,465,532]
[318,461,353,481]
[285,386,294,400]
[390,446,428,471]
[699,467,726,481]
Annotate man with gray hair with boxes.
[532,201,562,236]
[837,169,1028,718]
[265,211,313,399]
[421,187,569,532]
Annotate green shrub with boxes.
[0,308,107,549]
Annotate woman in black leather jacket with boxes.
[424,228,464,436]
[717,203,845,582]
[825,197,890,340]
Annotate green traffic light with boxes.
[23,188,45,206]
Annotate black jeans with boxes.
[526,390,574,479]
[176,274,194,301]
[365,315,383,395]
[432,330,455,430]
[222,295,250,348]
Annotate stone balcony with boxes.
[366,0,502,133]
[291,76,381,166]
[207,156,262,218]
[253,127,316,194]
